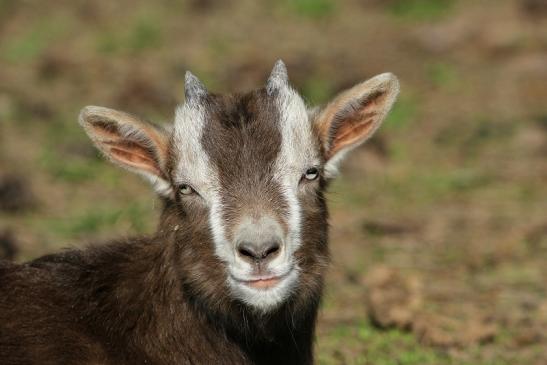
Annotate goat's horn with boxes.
[185,71,208,102]
[266,60,288,95]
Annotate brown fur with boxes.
[0,69,397,364]
[0,90,329,365]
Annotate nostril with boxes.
[237,242,260,262]
[263,243,280,259]
[238,246,256,259]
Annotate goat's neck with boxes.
[81,217,317,363]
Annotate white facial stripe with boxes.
[273,86,319,254]
[173,103,230,261]
[173,103,211,189]
[209,191,232,262]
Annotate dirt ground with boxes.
[1,0,546,364]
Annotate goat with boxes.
[0,61,399,365]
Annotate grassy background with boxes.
[1,0,547,364]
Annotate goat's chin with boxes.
[227,268,299,313]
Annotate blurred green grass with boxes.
[38,202,153,238]
[1,18,68,63]
[97,15,163,54]
[282,0,336,19]
[317,320,446,365]
[389,0,455,21]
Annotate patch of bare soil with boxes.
[364,265,422,330]
[364,265,498,348]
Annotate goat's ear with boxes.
[314,73,399,178]
[79,106,172,197]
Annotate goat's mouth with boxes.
[228,267,299,310]
[231,271,292,291]
[240,276,283,290]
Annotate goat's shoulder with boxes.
[0,239,154,365]
[0,238,137,292]
[0,252,108,365]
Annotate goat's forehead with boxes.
[171,88,318,185]
[201,91,283,169]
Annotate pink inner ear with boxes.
[109,146,161,176]
[102,138,162,176]
[88,115,169,167]
[327,92,386,159]
[327,111,378,158]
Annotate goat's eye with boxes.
[303,167,319,181]
[179,184,195,195]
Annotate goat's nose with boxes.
[236,240,281,264]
